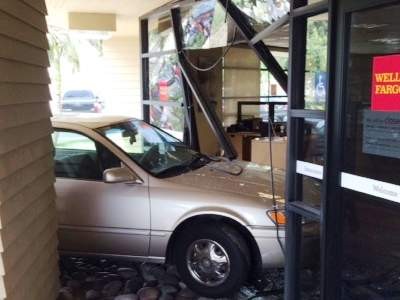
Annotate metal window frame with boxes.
[140,0,292,159]
[217,0,289,93]
[284,0,330,299]
[139,11,199,149]
[170,7,237,158]
[236,101,287,123]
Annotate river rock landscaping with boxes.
[57,255,321,300]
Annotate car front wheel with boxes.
[174,223,250,298]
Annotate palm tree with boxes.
[48,26,80,107]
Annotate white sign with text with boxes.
[296,161,324,180]
[341,172,400,203]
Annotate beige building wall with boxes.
[223,47,261,127]
[187,49,223,156]
[0,0,59,299]
[102,36,142,118]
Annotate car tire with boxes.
[174,223,250,298]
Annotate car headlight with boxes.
[267,209,286,225]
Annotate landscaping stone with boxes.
[137,287,160,300]
[58,287,74,300]
[114,294,139,300]
[141,264,157,282]
[159,273,180,287]
[66,279,81,291]
[159,294,174,300]
[103,280,123,297]
[149,265,166,279]
[143,280,159,288]
[159,284,179,295]
[118,267,139,280]
[123,278,144,294]
[176,287,197,299]
[85,289,101,300]
[58,255,311,300]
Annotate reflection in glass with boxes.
[148,14,175,53]
[300,218,321,299]
[304,13,328,110]
[149,55,184,102]
[303,176,321,209]
[149,104,184,140]
[340,4,400,298]
[263,24,290,49]
[303,118,325,165]
[273,104,288,122]
[181,0,228,49]
[232,0,290,31]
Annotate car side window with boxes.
[97,143,123,171]
[52,130,103,180]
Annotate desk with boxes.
[229,132,261,161]
[251,137,287,169]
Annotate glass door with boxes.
[285,1,330,299]
[332,0,400,299]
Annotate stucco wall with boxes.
[101,36,142,118]
[0,0,59,299]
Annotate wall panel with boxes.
[0,1,59,299]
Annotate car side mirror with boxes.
[103,167,142,184]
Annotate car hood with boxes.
[166,160,286,206]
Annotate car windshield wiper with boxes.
[186,154,211,169]
[156,164,191,178]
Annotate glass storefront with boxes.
[304,13,328,110]
[181,0,229,49]
[149,104,185,140]
[144,12,186,140]
[148,13,175,52]
[232,0,290,32]
[149,54,184,103]
[340,3,400,298]
[141,1,400,299]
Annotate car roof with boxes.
[52,115,136,129]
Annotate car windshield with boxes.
[64,90,94,99]
[98,120,210,177]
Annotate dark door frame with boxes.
[323,0,400,299]
[284,0,329,299]
[286,0,400,299]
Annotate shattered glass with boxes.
[181,0,229,49]
[232,0,290,32]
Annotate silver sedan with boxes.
[52,115,289,297]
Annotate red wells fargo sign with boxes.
[371,54,400,112]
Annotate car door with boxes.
[52,129,150,257]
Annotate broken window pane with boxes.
[148,14,175,53]
[149,54,184,103]
[181,0,229,49]
[149,104,185,140]
[232,0,290,32]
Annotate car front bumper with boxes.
[248,226,286,268]
[248,223,320,269]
